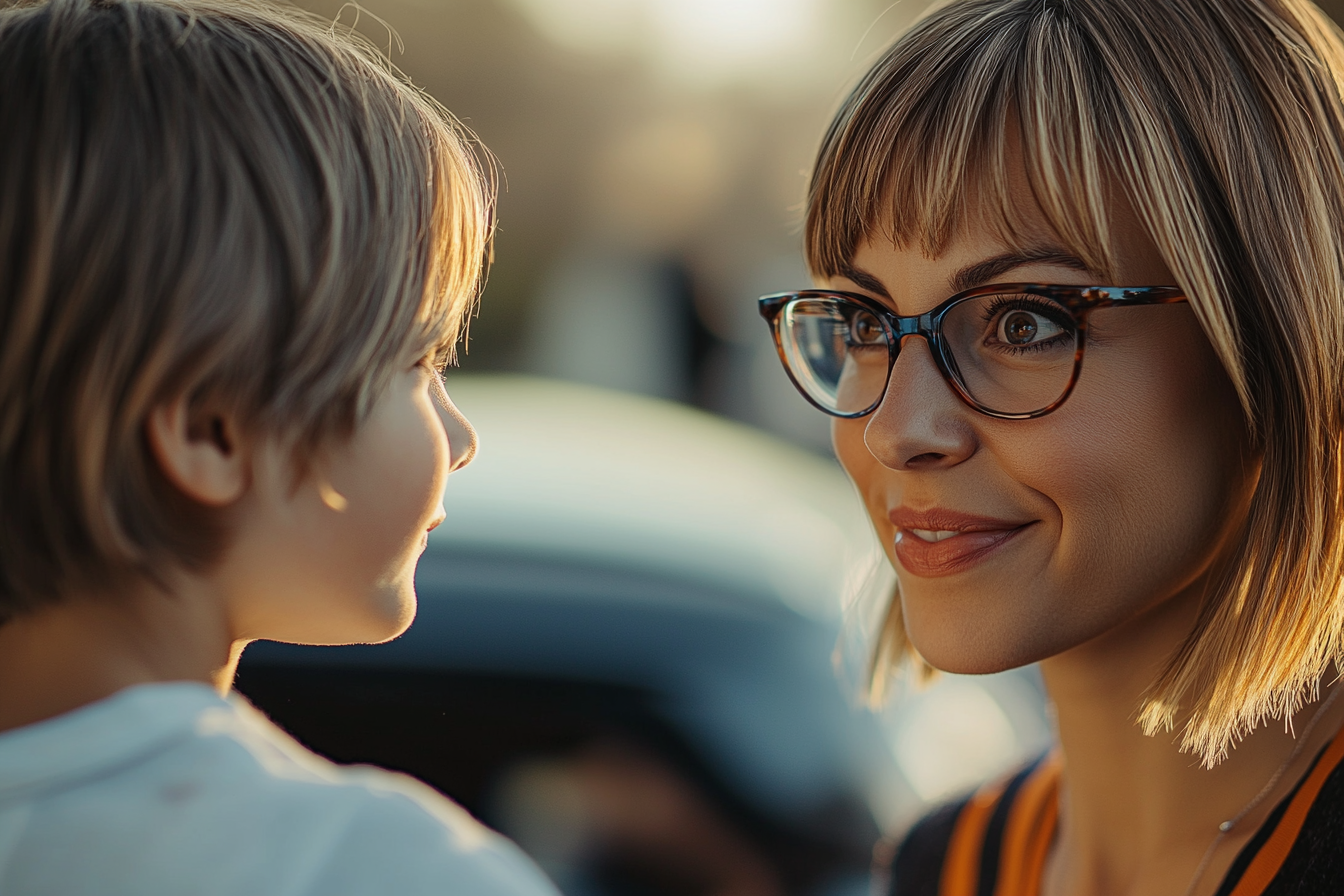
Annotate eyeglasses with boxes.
[758,283,1188,420]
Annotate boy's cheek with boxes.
[220,377,444,645]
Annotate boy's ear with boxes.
[145,395,249,506]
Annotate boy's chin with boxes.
[258,585,417,647]
[338,584,418,645]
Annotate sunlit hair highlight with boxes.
[0,0,495,621]
[809,0,1344,765]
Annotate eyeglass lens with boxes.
[778,293,1080,416]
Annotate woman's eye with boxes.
[995,309,1066,346]
[847,312,885,346]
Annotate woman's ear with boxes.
[145,395,248,506]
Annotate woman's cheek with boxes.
[832,418,891,535]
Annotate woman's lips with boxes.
[888,508,1034,578]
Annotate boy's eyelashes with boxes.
[415,346,456,373]
[408,353,452,401]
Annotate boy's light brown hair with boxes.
[810,0,1344,765]
[0,0,494,621]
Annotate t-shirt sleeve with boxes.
[204,701,562,896]
[280,763,559,896]
[290,772,560,896]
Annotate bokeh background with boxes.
[287,0,1344,453]
[285,0,1344,451]
[291,0,947,454]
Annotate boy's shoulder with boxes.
[0,682,557,896]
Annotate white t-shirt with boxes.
[0,681,560,896]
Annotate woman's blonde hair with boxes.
[809,0,1344,764]
[0,0,494,620]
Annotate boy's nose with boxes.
[431,376,478,471]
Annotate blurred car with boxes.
[236,376,1049,896]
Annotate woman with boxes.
[759,1,1344,894]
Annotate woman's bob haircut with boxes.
[0,0,494,623]
[810,0,1344,765]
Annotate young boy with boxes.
[0,1,557,894]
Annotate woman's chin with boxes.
[915,645,1028,677]
[905,612,1063,676]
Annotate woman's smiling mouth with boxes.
[908,529,960,542]
[889,508,1035,577]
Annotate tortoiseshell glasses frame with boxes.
[758,283,1188,420]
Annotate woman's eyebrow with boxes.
[951,248,1094,293]
[838,248,1094,301]
[835,263,892,298]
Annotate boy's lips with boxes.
[888,507,1035,577]
[421,515,446,551]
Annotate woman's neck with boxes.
[1038,584,1344,896]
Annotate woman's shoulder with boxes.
[885,755,1057,896]
[885,731,1344,896]
[1222,728,1344,895]
[886,798,968,896]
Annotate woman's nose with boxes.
[431,375,478,472]
[863,336,977,471]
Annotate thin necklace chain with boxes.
[1180,685,1343,896]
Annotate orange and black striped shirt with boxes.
[887,724,1344,896]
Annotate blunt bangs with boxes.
[807,2,1119,287]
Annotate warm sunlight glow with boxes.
[505,0,824,86]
